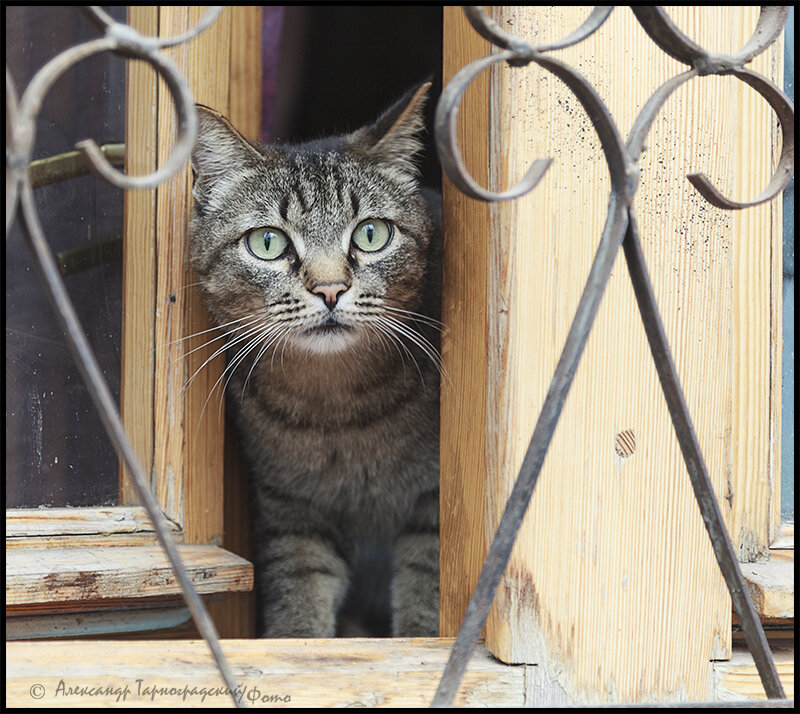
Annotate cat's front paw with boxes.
[257,535,349,638]
[391,531,439,637]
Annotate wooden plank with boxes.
[739,561,794,618]
[208,5,262,638]
[7,607,192,640]
[6,507,181,549]
[5,507,176,539]
[227,5,263,138]
[729,17,784,559]
[469,5,781,702]
[152,6,230,543]
[7,595,186,616]
[439,4,492,638]
[710,645,794,701]
[6,546,253,610]
[4,638,525,707]
[182,5,231,546]
[153,4,190,527]
[771,522,794,550]
[120,5,158,504]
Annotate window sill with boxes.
[4,638,793,706]
[740,560,794,619]
[6,544,252,616]
[6,506,181,546]
[739,522,796,620]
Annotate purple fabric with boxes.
[261,6,285,143]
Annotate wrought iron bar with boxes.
[433,5,793,707]
[5,7,244,708]
[621,210,784,700]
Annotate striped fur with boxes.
[189,84,440,637]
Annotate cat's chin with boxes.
[291,326,361,356]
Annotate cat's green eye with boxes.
[245,227,289,260]
[351,218,392,253]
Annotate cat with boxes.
[189,82,441,638]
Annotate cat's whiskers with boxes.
[361,320,394,362]
[164,313,260,358]
[376,313,449,387]
[272,323,297,372]
[243,323,295,396]
[220,323,290,415]
[371,316,424,386]
[367,320,414,383]
[182,316,272,395]
[196,319,288,424]
[380,304,444,331]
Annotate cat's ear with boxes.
[191,104,264,202]
[350,81,431,178]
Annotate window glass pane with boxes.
[781,7,794,523]
[5,6,126,507]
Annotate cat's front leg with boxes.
[391,488,439,636]
[256,533,349,638]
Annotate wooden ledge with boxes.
[5,637,523,707]
[711,644,794,701]
[6,545,252,615]
[6,507,175,539]
[5,638,794,707]
[740,561,794,619]
[6,507,181,549]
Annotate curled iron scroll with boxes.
[435,5,635,204]
[81,5,222,49]
[632,5,789,69]
[433,5,793,707]
[630,5,794,209]
[7,6,222,195]
[5,7,242,708]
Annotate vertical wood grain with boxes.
[212,5,262,639]
[181,5,231,546]
[439,6,491,637]
[153,4,191,528]
[444,5,784,702]
[120,5,158,505]
[122,6,260,635]
[228,6,263,140]
[152,6,230,542]
[729,25,784,558]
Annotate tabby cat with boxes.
[189,83,441,637]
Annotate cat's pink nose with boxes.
[311,282,349,310]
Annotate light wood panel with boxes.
[739,562,794,619]
[5,638,524,707]
[152,6,231,544]
[120,5,158,504]
[439,5,491,638]
[213,4,262,639]
[711,645,794,701]
[119,6,262,637]
[6,545,252,611]
[5,507,174,540]
[441,5,783,703]
[729,15,784,558]
[4,639,791,706]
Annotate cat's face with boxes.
[189,84,435,358]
